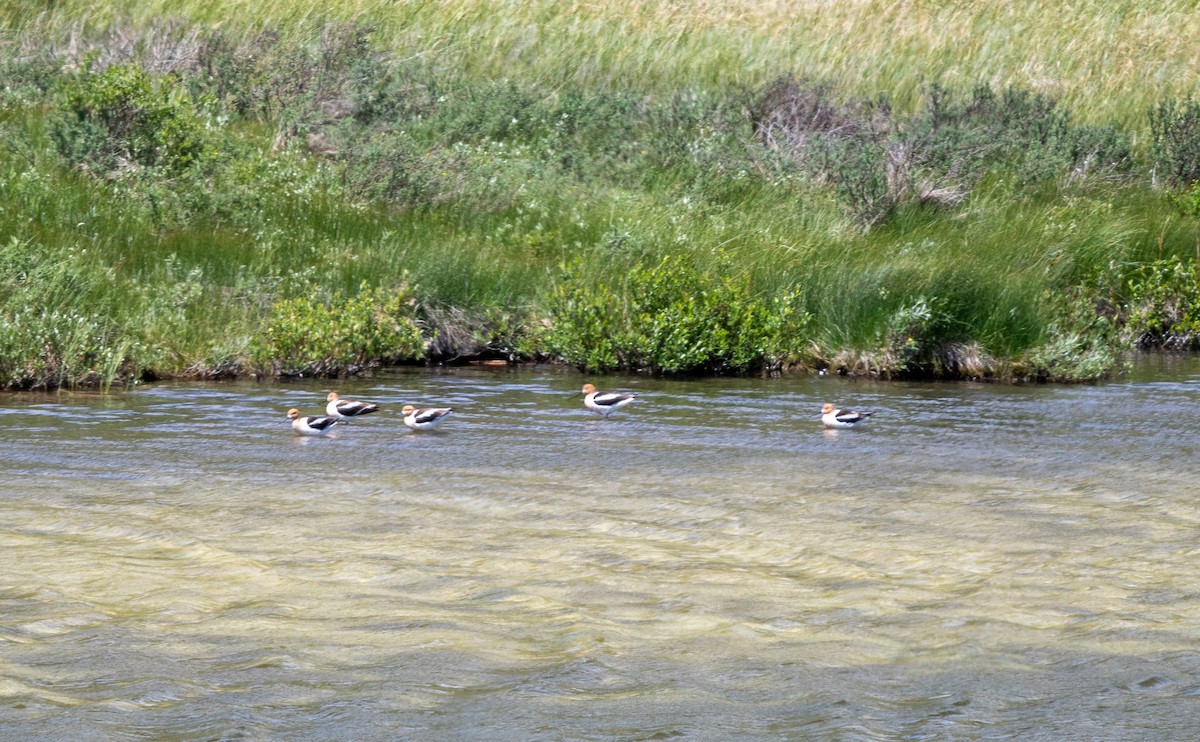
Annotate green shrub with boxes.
[50,62,210,174]
[202,144,341,226]
[909,83,1131,186]
[188,23,379,127]
[1165,182,1200,218]
[422,304,546,362]
[334,69,757,209]
[0,307,135,390]
[546,255,811,374]
[0,237,141,389]
[253,282,428,376]
[338,129,557,212]
[338,130,466,208]
[756,78,1132,225]
[189,28,288,120]
[1124,257,1200,348]
[0,54,63,106]
[1150,97,1200,186]
[1021,287,1122,382]
[883,296,951,373]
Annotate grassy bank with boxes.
[2,4,1200,389]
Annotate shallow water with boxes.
[3,358,1200,740]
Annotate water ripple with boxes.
[2,363,1200,738]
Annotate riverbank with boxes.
[3,6,1200,390]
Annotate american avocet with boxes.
[325,391,379,422]
[581,383,636,418]
[401,405,453,431]
[288,408,339,436]
[820,403,873,429]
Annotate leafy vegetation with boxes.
[1150,97,1200,186]
[1125,257,1200,349]
[1,5,1200,389]
[754,80,1132,226]
[254,282,427,376]
[0,236,140,390]
[546,255,810,375]
[51,62,210,175]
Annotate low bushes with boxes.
[253,282,427,377]
[0,306,134,390]
[50,62,211,175]
[754,78,1133,225]
[0,237,142,389]
[1125,257,1200,349]
[546,255,811,375]
[1150,97,1200,186]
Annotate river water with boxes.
[2,357,1200,740]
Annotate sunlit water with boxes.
[3,358,1200,740]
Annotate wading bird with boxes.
[288,408,339,436]
[820,403,873,429]
[581,383,637,418]
[401,405,454,431]
[325,391,380,422]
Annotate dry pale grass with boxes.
[827,341,1000,380]
[5,0,1200,129]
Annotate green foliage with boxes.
[0,306,134,390]
[182,23,378,125]
[190,28,275,118]
[0,236,141,389]
[202,145,341,226]
[1124,257,1200,348]
[254,282,428,376]
[1022,287,1122,382]
[338,132,541,211]
[0,235,99,307]
[756,78,1132,226]
[0,18,1194,389]
[546,255,811,375]
[50,62,210,174]
[421,304,547,362]
[333,72,751,212]
[116,255,272,376]
[347,67,644,161]
[910,83,1131,185]
[0,54,63,106]
[1150,97,1200,186]
[470,307,546,362]
[1165,182,1200,218]
[882,296,952,373]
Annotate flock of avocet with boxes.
[287,385,873,436]
[287,392,454,435]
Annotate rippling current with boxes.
[3,358,1200,740]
